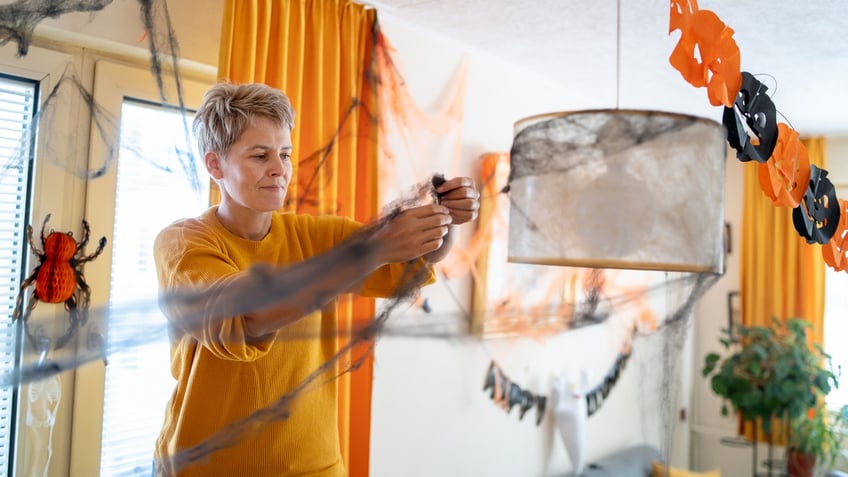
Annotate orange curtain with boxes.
[739,137,827,443]
[217,1,379,475]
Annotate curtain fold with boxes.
[739,137,827,444]
[217,1,379,475]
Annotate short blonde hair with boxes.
[192,82,295,157]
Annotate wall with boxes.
[689,154,751,475]
[370,13,698,477]
[829,137,848,189]
[38,0,222,68]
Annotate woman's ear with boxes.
[205,151,223,180]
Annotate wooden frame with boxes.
[471,153,576,338]
[727,290,741,335]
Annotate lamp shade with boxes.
[508,109,727,273]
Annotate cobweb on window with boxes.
[0,0,201,190]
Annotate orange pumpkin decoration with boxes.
[823,199,848,271]
[758,124,810,208]
[669,0,742,107]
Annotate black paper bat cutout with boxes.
[482,361,547,426]
[585,351,631,417]
[793,164,841,244]
[723,72,778,163]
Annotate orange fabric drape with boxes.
[217,1,379,475]
[739,137,827,443]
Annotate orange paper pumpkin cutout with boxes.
[823,199,848,271]
[669,1,742,107]
[758,124,810,208]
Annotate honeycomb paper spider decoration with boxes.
[12,214,107,350]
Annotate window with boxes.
[825,184,847,409]
[98,99,208,476]
[49,59,213,476]
[825,260,848,408]
[0,74,38,475]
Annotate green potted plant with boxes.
[786,404,847,477]
[702,318,837,436]
[703,317,843,476]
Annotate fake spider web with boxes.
[0,1,719,475]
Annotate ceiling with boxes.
[367,0,848,135]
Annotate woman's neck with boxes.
[215,201,273,241]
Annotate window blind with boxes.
[99,99,207,476]
[0,75,37,476]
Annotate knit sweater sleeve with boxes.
[332,218,437,298]
[153,219,276,361]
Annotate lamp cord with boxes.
[616,0,621,109]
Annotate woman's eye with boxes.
[280,153,291,161]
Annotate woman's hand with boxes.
[434,176,480,225]
[373,204,453,264]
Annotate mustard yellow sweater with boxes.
[153,207,423,477]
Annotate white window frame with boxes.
[70,60,211,476]
[0,41,213,475]
[0,42,91,477]
[825,184,848,410]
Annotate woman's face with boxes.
[209,115,293,213]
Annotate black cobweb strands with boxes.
[0,5,729,471]
[3,308,473,389]
[631,271,716,466]
[3,271,717,388]
[0,67,120,180]
[286,97,371,214]
[636,308,693,467]
[0,0,116,56]
[578,270,717,418]
[2,177,444,381]
[137,0,201,192]
[495,110,726,339]
[0,1,400,215]
[277,18,382,215]
[0,0,203,192]
[3,177,480,388]
[156,221,437,476]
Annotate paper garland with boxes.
[758,124,810,208]
[668,0,846,269]
[482,351,631,426]
[482,361,547,426]
[668,0,741,108]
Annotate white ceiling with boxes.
[368,0,848,135]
